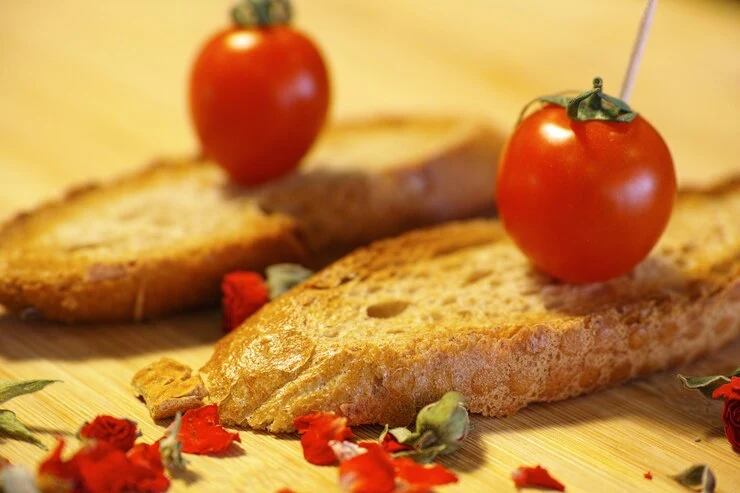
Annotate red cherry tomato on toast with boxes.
[496,102,676,283]
[190,21,329,186]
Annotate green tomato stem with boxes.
[231,0,292,28]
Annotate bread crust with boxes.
[0,160,306,323]
[0,116,501,323]
[200,178,740,432]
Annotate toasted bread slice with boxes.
[200,178,740,432]
[0,116,502,323]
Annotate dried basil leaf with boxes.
[265,264,314,299]
[391,444,448,464]
[414,391,470,454]
[386,426,417,445]
[671,464,716,493]
[0,380,58,405]
[382,391,470,464]
[0,410,45,449]
[678,368,740,399]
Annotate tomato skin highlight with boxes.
[495,104,676,283]
[190,26,330,186]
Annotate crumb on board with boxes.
[131,357,208,421]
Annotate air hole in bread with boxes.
[367,300,410,319]
[463,269,492,286]
[431,239,491,258]
[441,295,457,306]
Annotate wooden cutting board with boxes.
[1,318,739,492]
[1,0,739,491]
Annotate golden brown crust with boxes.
[131,358,208,421]
[0,160,306,323]
[0,116,501,323]
[201,178,740,432]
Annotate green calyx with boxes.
[518,77,638,124]
[231,0,292,28]
[383,391,470,463]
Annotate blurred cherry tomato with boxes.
[496,89,676,283]
[190,4,329,186]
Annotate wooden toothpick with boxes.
[620,0,659,103]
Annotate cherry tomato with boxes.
[495,104,676,283]
[190,24,330,186]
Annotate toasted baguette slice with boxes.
[0,116,502,323]
[200,179,740,432]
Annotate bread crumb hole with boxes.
[367,301,410,319]
[431,239,490,258]
[463,269,492,286]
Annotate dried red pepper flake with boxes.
[713,376,740,452]
[222,271,269,332]
[73,441,133,493]
[393,457,458,491]
[79,415,140,452]
[339,443,396,493]
[127,442,170,493]
[294,412,354,466]
[38,437,170,493]
[177,404,241,455]
[712,376,740,400]
[644,471,653,480]
[380,431,413,454]
[511,465,565,491]
[38,438,78,485]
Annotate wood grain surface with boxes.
[1,0,739,492]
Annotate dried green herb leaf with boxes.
[0,463,40,493]
[160,411,188,471]
[265,263,314,299]
[414,391,470,455]
[391,444,447,464]
[0,410,45,449]
[671,464,716,493]
[386,426,418,445]
[380,392,470,463]
[678,368,740,399]
[0,380,58,405]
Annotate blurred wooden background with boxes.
[0,0,738,219]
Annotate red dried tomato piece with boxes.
[511,465,565,491]
[644,471,653,480]
[339,443,396,493]
[294,412,354,465]
[712,376,740,400]
[713,377,740,452]
[38,439,79,487]
[222,271,269,332]
[380,432,413,454]
[127,442,170,493]
[79,416,139,452]
[39,438,170,493]
[393,458,458,491]
[178,404,241,454]
[73,441,132,493]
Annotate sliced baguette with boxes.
[0,116,502,323]
[200,178,740,432]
